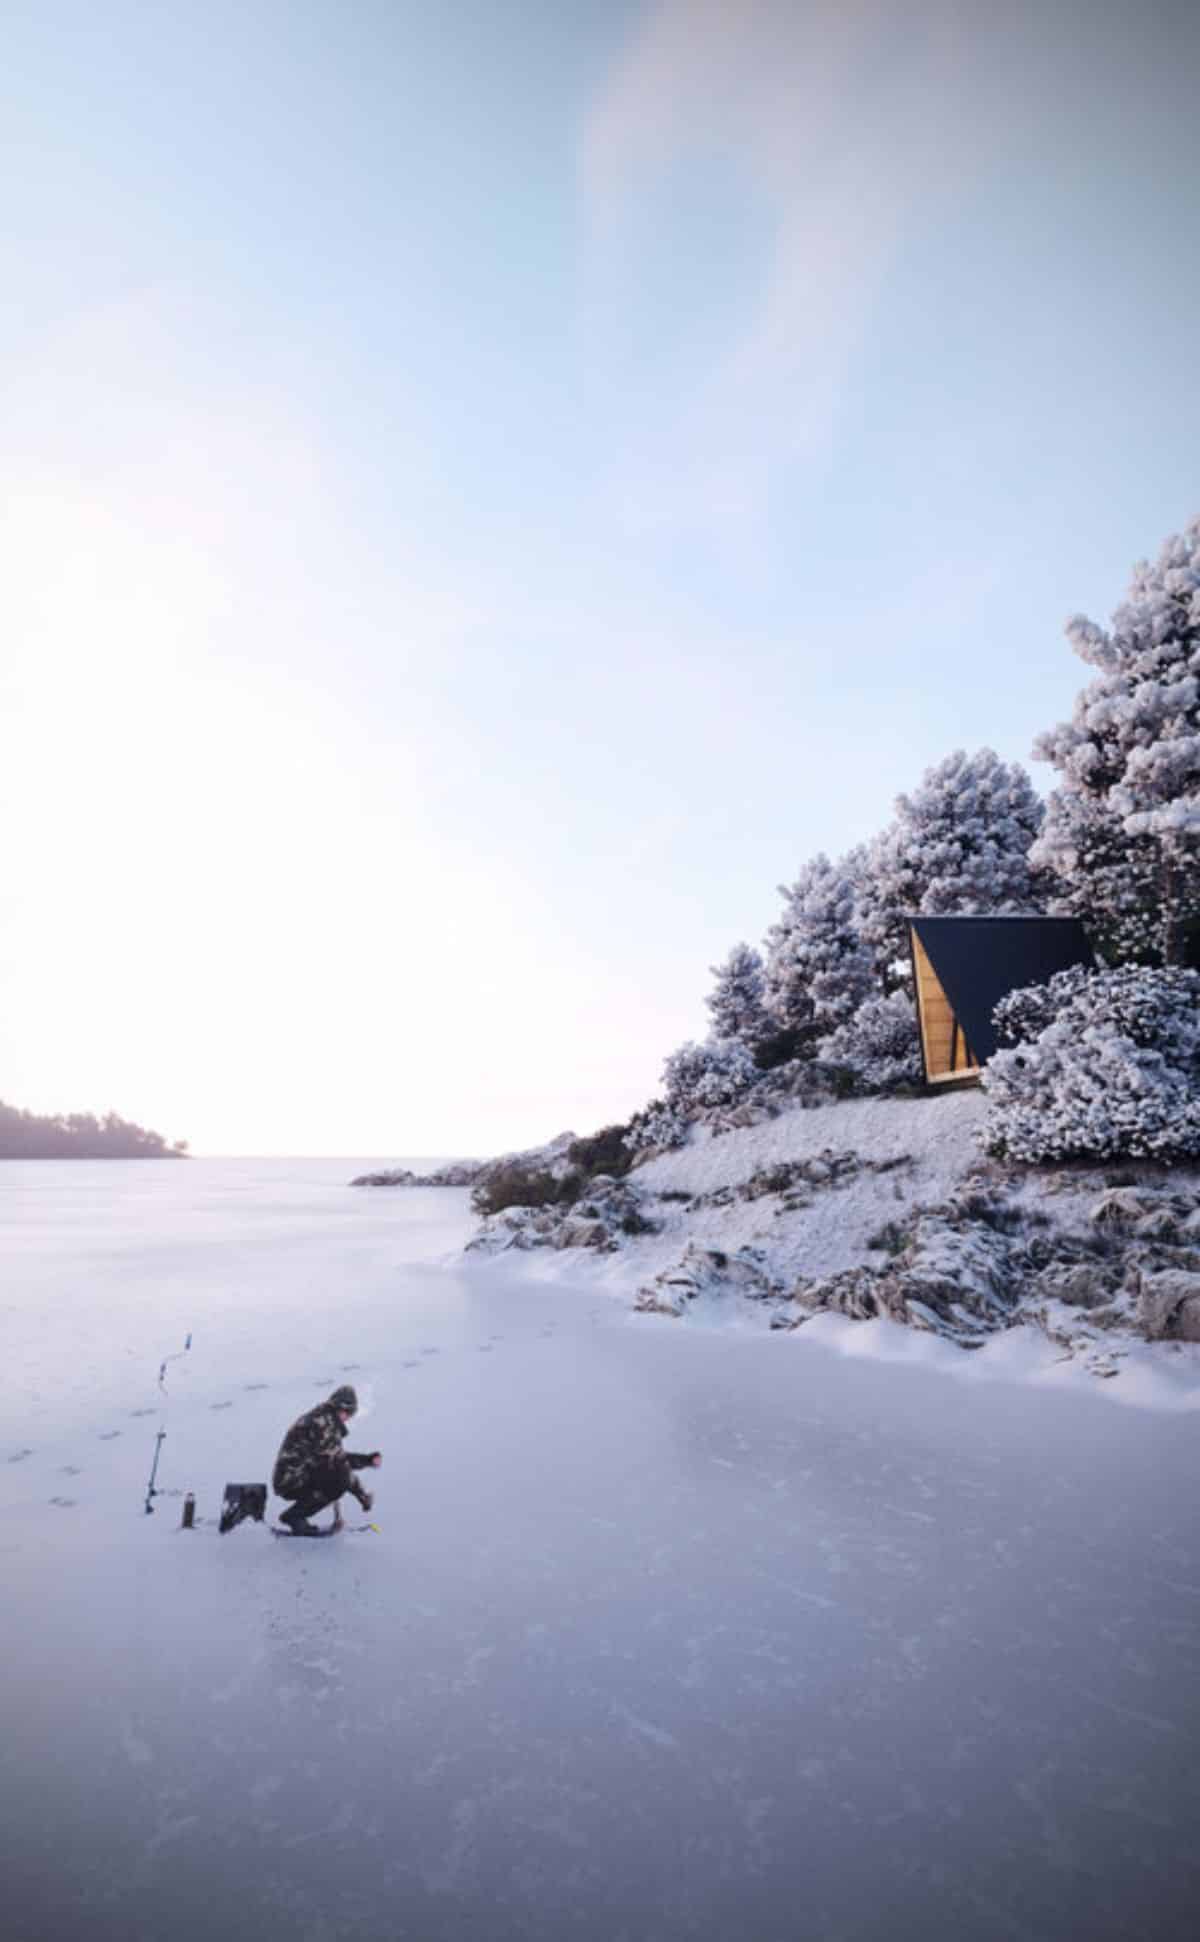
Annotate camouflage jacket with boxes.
[272,1401,372,1498]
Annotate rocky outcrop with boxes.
[635,1244,782,1317]
[351,1160,486,1188]
[454,1094,1200,1371]
[1089,1187,1160,1226]
[682,1148,911,1217]
[1133,1268,1200,1342]
[787,1212,1016,1344]
[639,1171,1200,1363]
[352,1132,578,1192]
[467,1174,655,1258]
[1033,1262,1116,1310]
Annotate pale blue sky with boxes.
[2,0,1198,1154]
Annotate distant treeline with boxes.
[0,1100,189,1159]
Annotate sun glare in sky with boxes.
[3,0,1199,1153]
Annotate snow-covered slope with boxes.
[470,1092,984,1280]
[468,1091,1200,1388]
[632,1088,985,1282]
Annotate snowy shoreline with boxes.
[455,1091,1200,1408]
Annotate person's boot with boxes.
[280,1503,322,1536]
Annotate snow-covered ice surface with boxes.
[3,1157,1200,1941]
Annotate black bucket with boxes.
[218,1482,268,1534]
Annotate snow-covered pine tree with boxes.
[1031,516,1200,966]
[857,748,1045,986]
[1030,787,1163,964]
[762,853,875,1048]
[704,943,770,1047]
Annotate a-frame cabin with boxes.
[908,915,1093,1088]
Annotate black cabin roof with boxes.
[908,915,1094,1064]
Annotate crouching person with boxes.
[272,1384,381,1534]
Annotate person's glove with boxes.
[369,1452,382,1468]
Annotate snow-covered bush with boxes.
[858,749,1045,983]
[662,1037,758,1114]
[624,1039,759,1159]
[763,853,875,1044]
[623,1098,690,1156]
[817,992,922,1093]
[705,943,770,1047]
[983,966,1200,1162]
[1032,515,1200,965]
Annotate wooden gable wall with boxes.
[910,930,979,1084]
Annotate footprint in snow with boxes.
[59,1465,82,1476]
[243,1382,268,1392]
[49,1496,76,1508]
[7,1449,34,1464]
[402,1359,420,1369]
[210,1401,233,1411]
[98,1431,121,1442]
[419,1347,440,1357]
[129,1408,156,1418]
[340,1363,361,1372]
[477,1344,494,1353]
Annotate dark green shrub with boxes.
[471,1166,583,1218]
[567,1124,632,1178]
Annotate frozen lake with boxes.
[2,1157,1199,1941]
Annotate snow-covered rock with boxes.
[1090,1187,1159,1225]
[554,1215,613,1252]
[1034,1262,1113,1309]
[790,1211,1016,1343]
[351,1158,486,1188]
[635,1243,782,1317]
[1135,1268,1200,1341]
[468,1172,654,1257]
[465,1206,557,1252]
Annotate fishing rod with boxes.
[143,1331,192,1514]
